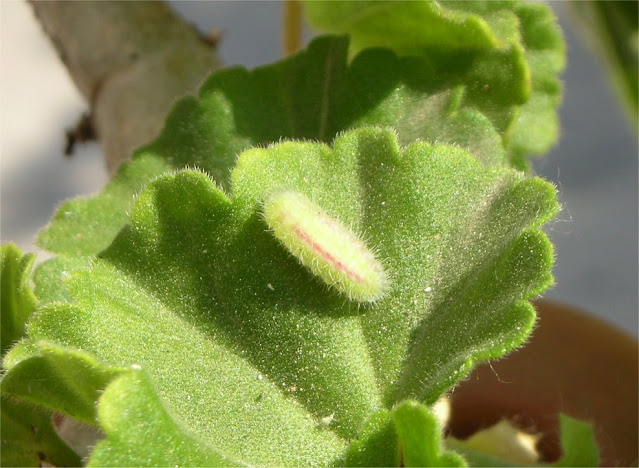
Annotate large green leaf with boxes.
[35,35,506,262]
[7,128,557,465]
[1,243,37,356]
[303,0,566,168]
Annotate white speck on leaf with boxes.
[318,413,335,426]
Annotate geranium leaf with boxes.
[32,255,91,306]
[343,409,398,466]
[343,401,465,467]
[553,414,599,467]
[2,343,238,467]
[1,244,37,356]
[1,340,108,468]
[303,0,565,168]
[507,2,566,168]
[0,395,81,468]
[35,35,505,261]
[392,401,465,467]
[88,369,243,467]
[9,128,557,464]
[2,341,126,424]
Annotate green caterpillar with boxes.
[263,190,389,303]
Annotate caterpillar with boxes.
[263,190,388,303]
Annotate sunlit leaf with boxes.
[35,35,506,261]
[9,128,557,464]
[303,0,565,168]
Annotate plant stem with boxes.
[283,0,302,56]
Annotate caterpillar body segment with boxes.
[263,190,388,303]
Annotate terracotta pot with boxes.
[447,300,638,466]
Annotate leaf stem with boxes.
[283,0,302,56]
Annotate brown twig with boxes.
[29,1,221,173]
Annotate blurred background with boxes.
[1,1,637,335]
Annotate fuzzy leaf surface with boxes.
[88,369,243,467]
[392,401,465,466]
[344,401,465,466]
[35,35,505,262]
[0,395,81,467]
[1,243,37,355]
[2,341,126,424]
[343,409,399,466]
[2,343,238,467]
[11,128,557,464]
[303,0,565,167]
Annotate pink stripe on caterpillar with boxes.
[263,190,388,303]
[291,224,365,285]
